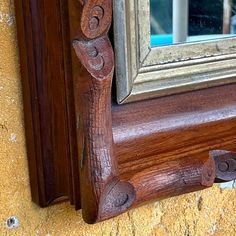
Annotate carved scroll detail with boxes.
[73,0,135,223]
[75,0,112,40]
[72,0,223,223]
[211,150,236,182]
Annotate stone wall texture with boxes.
[1,1,236,235]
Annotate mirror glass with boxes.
[150,0,236,47]
[113,0,236,103]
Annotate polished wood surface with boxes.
[72,0,135,223]
[14,0,77,206]
[113,84,236,207]
[15,0,236,224]
[113,83,236,177]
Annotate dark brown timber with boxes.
[15,0,236,224]
[14,0,77,206]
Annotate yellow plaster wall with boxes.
[1,1,236,235]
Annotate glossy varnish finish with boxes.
[113,84,236,206]
[15,0,236,224]
[14,0,77,206]
[72,0,136,223]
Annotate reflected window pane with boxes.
[150,0,236,47]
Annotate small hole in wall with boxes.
[6,216,20,229]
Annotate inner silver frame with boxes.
[113,0,236,104]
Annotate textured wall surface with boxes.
[1,1,236,235]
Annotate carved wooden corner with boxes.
[72,0,135,223]
[211,150,236,183]
[14,0,236,225]
[72,0,216,223]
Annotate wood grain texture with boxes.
[72,0,135,223]
[15,0,236,225]
[71,0,223,223]
[113,84,236,178]
[112,84,236,208]
[14,0,77,206]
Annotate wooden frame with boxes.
[114,0,236,103]
[15,0,236,224]
[14,0,76,206]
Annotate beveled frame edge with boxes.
[72,0,236,224]
[71,0,136,223]
[14,0,76,206]
[15,0,236,225]
[114,0,236,103]
[112,83,236,208]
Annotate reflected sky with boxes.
[150,0,236,47]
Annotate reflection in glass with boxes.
[150,0,236,47]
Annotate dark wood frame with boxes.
[15,0,236,224]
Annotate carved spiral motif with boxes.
[211,151,236,182]
[81,1,112,39]
[87,45,104,71]
[89,6,104,30]
[73,36,114,77]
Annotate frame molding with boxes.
[114,0,236,103]
[14,0,77,206]
[15,0,236,224]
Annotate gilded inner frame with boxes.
[113,0,236,103]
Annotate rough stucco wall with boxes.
[1,1,236,235]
